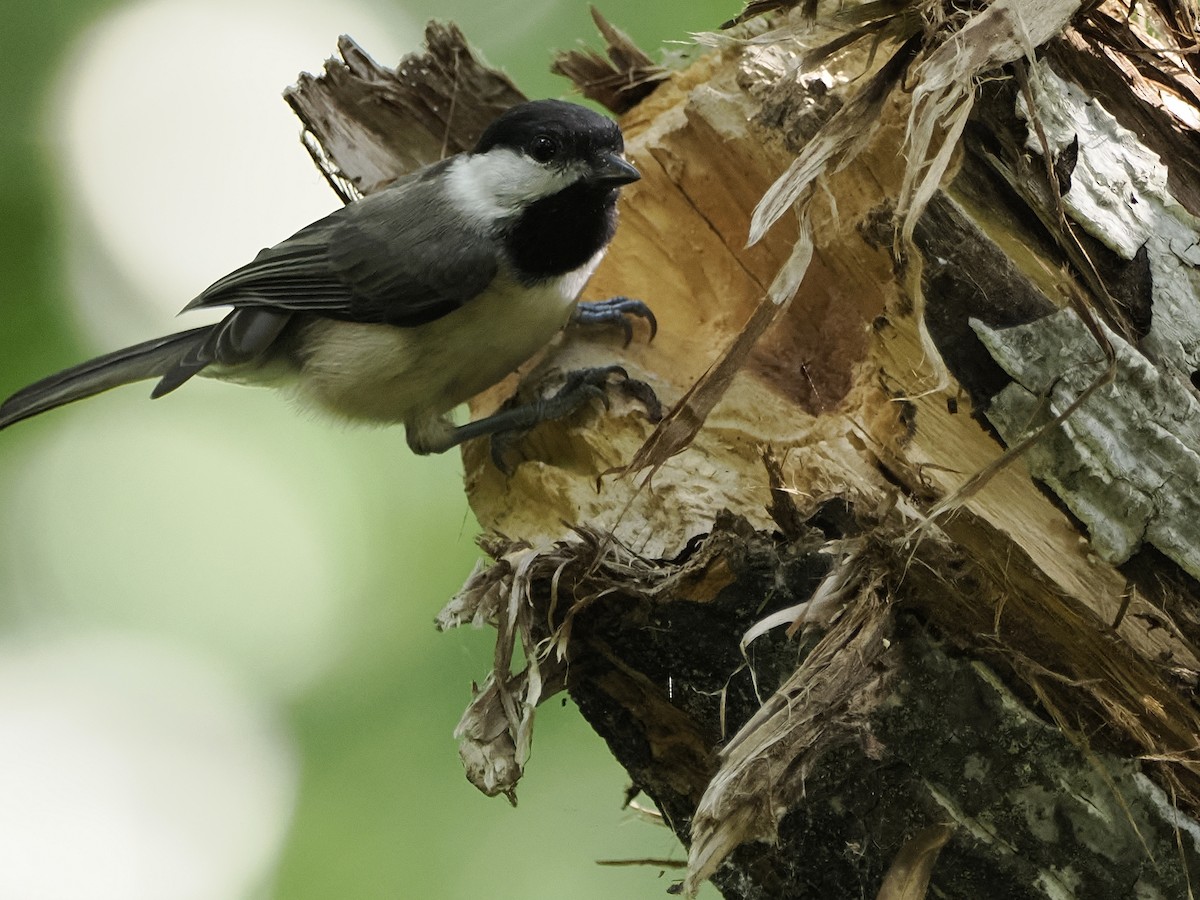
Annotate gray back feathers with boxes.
[185,164,499,326]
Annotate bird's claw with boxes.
[488,365,661,473]
[573,297,657,346]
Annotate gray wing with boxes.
[184,161,499,327]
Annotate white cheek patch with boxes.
[446,150,579,224]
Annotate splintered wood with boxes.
[288,7,1200,897]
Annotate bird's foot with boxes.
[486,365,662,473]
[573,297,657,346]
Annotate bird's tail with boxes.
[0,326,213,430]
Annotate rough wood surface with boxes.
[287,6,1200,897]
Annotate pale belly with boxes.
[289,260,600,426]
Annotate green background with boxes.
[0,1,733,898]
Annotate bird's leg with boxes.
[572,297,657,346]
[434,366,662,473]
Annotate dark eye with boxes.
[529,135,559,163]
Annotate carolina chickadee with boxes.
[0,100,653,457]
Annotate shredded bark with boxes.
[550,7,668,114]
[722,0,814,30]
[285,5,1200,897]
[285,25,524,197]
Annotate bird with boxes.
[0,99,655,460]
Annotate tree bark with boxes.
[289,6,1200,897]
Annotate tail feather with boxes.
[0,326,212,430]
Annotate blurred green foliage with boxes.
[0,1,736,898]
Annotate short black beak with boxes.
[588,151,640,187]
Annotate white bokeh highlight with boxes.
[0,398,362,695]
[0,1,420,897]
[53,0,411,346]
[0,633,297,900]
